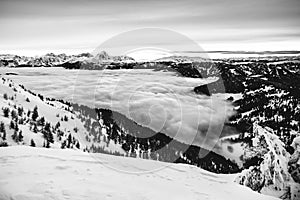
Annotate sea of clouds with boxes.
[0,67,237,149]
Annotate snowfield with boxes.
[0,146,279,200]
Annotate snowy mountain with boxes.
[0,51,135,68]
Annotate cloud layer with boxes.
[1,67,236,148]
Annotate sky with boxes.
[0,0,299,56]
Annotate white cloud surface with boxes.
[1,67,236,148]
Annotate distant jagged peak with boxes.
[90,51,135,63]
[94,51,110,60]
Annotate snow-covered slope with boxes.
[0,146,278,200]
[0,77,125,154]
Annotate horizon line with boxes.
[1,50,300,57]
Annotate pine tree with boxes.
[0,121,5,132]
[11,110,17,119]
[61,140,67,149]
[18,118,24,125]
[3,107,9,117]
[46,140,50,148]
[67,134,72,148]
[27,110,31,117]
[17,107,23,117]
[32,106,39,121]
[18,131,23,142]
[3,93,8,100]
[64,115,68,121]
[55,121,60,130]
[42,122,54,144]
[15,123,19,132]
[48,132,54,143]
[33,124,38,133]
[12,130,18,142]
[30,139,36,147]
[9,120,15,129]
[38,117,45,126]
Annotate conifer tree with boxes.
[38,117,45,126]
[55,121,60,130]
[3,107,9,117]
[46,140,50,148]
[76,142,80,149]
[48,131,54,143]
[17,107,23,117]
[18,131,23,142]
[42,122,54,144]
[33,124,38,133]
[27,110,31,117]
[3,93,8,100]
[12,130,18,142]
[67,134,72,148]
[30,139,36,147]
[61,140,67,149]
[0,121,5,132]
[9,120,15,129]
[11,110,17,119]
[64,115,68,121]
[32,106,39,121]
[15,123,19,132]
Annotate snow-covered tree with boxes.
[236,123,300,199]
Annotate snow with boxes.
[236,124,300,199]
[0,77,126,154]
[0,146,279,200]
[291,136,300,151]
[0,78,85,148]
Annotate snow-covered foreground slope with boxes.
[0,146,278,200]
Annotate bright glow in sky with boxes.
[126,49,175,62]
[0,0,299,56]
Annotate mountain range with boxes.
[1,53,300,199]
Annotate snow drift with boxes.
[0,146,278,200]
